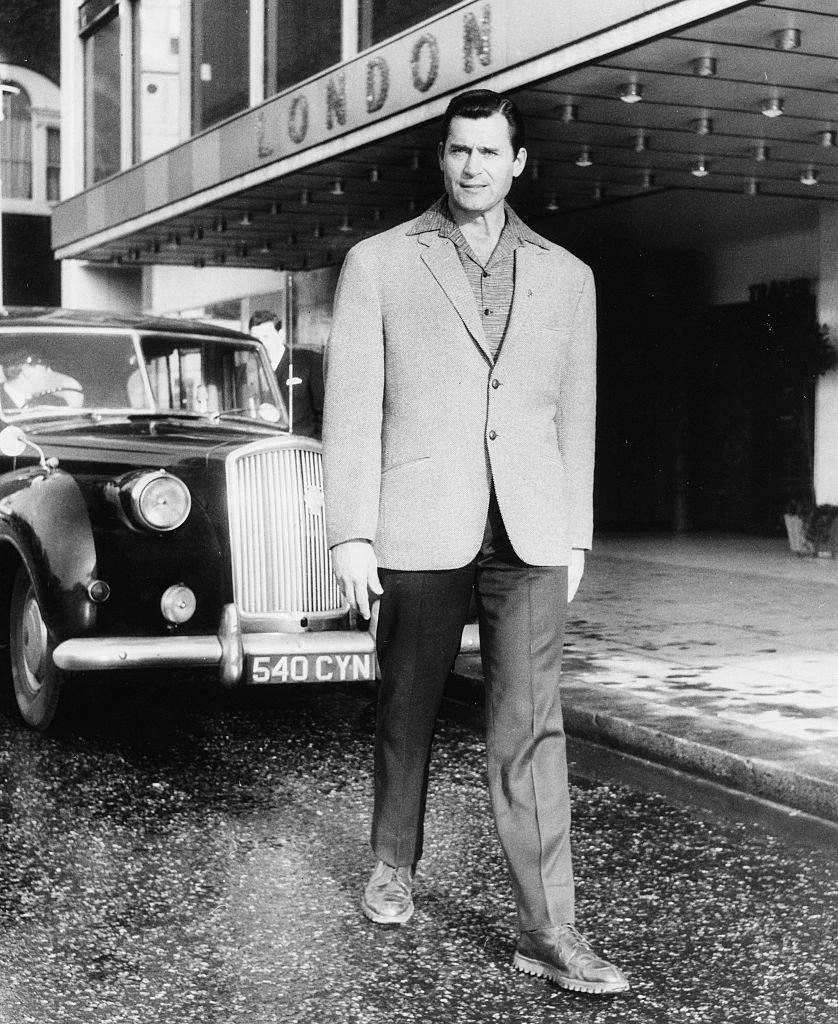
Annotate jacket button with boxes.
[488,430,497,440]
[491,379,500,389]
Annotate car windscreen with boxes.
[0,329,286,426]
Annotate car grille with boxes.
[226,440,344,617]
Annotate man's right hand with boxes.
[331,540,383,620]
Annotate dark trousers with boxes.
[372,493,573,929]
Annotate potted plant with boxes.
[784,500,838,557]
[781,320,838,556]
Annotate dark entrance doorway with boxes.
[594,271,818,536]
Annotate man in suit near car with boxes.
[249,310,324,439]
[322,89,628,996]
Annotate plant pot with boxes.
[783,513,816,556]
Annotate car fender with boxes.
[0,467,97,639]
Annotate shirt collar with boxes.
[408,195,548,250]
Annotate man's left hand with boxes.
[568,549,585,603]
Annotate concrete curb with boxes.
[446,659,838,826]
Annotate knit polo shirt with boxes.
[409,196,547,361]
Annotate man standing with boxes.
[249,310,324,439]
[322,90,628,996]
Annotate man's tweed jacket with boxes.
[322,201,596,571]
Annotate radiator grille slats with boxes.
[228,443,343,616]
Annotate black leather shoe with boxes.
[513,924,629,994]
[361,860,415,924]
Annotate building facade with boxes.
[54,0,838,529]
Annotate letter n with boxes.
[463,5,491,75]
[325,73,347,131]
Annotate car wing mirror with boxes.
[0,425,54,471]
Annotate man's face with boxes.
[438,112,527,219]
[250,321,283,364]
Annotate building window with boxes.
[134,0,182,160]
[83,7,122,185]
[265,0,341,96]
[192,0,249,132]
[1,84,32,200]
[359,0,452,48]
[46,126,61,202]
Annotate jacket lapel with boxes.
[419,235,493,364]
[501,243,551,356]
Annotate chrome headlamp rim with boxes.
[125,469,191,532]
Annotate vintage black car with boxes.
[0,307,377,729]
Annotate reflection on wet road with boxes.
[0,685,834,1024]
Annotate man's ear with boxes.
[512,146,528,178]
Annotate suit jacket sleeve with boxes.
[322,245,385,548]
[558,265,596,551]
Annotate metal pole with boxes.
[0,79,21,310]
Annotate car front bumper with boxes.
[52,604,480,684]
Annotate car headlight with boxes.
[126,470,191,531]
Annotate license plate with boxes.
[247,652,376,685]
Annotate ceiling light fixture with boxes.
[213,218,227,233]
[269,200,281,216]
[236,245,248,259]
[545,194,560,212]
[633,131,650,153]
[691,56,717,77]
[818,130,836,147]
[800,167,819,186]
[744,178,759,196]
[575,148,593,168]
[338,215,353,232]
[300,189,312,205]
[761,97,784,118]
[410,152,421,171]
[690,116,714,136]
[618,82,644,104]
[773,28,801,50]
[313,223,323,239]
[190,225,204,241]
[593,185,605,201]
[690,158,710,178]
[167,233,181,249]
[238,211,252,227]
[558,103,578,123]
[330,179,345,196]
[640,170,655,190]
[530,161,541,180]
[369,165,380,183]
[259,240,272,255]
[752,143,771,161]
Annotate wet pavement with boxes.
[0,685,835,1024]
[454,533,838,823]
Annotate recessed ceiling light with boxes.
[761,97,784,118]
[691,158,710,178]
[575,148,593,168]
[800,167,819,186]
[618,82,643,104]
[773,28,801,50]
[691,56,717,77]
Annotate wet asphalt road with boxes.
[0,682,834,1024]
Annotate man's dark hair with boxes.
[439,89,526,155]
[249,310,281,331]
